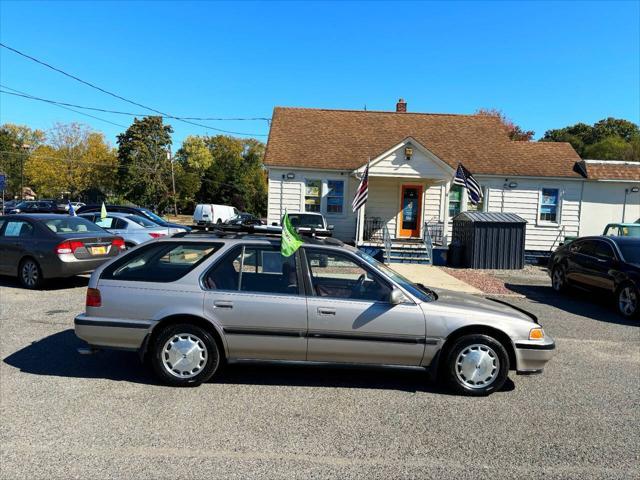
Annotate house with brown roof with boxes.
[264,99,640,259]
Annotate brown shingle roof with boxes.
[583,161,640,181]
[264,107,582,178]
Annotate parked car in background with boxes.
[193,204,238,227]
[79,212,174,248]
[0,214,124,288]
[549,236,640,319]
[77,204,190,232]
[8,200,66,214]
[603,223,640,238]
[224,212,264,227]
[285,212,334,237]
[65,201,86,212]
[1,199,18,214]
[74,232,555,394]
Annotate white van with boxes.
[193,204,238,227]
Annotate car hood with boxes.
[428,288,536,323]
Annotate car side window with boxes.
[304,249,391,302]
[95,216,116,229]
[576,241,596,257]
[102,242,220,282]
[593,241,615,261]
[205,245,299,295]
[113,218,128,229]
[2,220,34,238]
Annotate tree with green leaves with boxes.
[541,118,639,160]
[116,116,173,208]
[0,124,45,198]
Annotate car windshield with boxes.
[618,243,640,264]
[126,214,158,227]
[140,209,166,224]
[289,214,324,228]
[43,217,105,234]
[15,201,33,208]
[354,249,436,302]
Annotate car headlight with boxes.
[529,327,545,340]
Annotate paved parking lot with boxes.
[1,273,638,479]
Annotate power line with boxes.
[0,85,270,121]
[0,42,268,136]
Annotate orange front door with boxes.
[398,185,423,238]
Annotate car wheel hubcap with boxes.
[162,333,208,379]
[455,344,500,389]
[619,287,637,316]
[22,262,38,286]
[552,268,564,290]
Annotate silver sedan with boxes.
[79,212,173,247]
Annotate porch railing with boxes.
[363,217,385,242]
[422,222,434,265]
[382,223,392,264]
[424,219,444,246]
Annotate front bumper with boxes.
[514,338,556,374]
[74,314,152,350]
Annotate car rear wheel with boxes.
[150,323,220,387]
[19,258,43,289]
[551,265,567,292]
[617,284,639,319]
[444,334,509,396]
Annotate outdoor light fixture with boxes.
[631,187,639,193]
[286,172,296,179]
[509,182,518,189]
[405,146,413,160]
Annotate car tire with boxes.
[18,257,43,289]
[551,265,568,293]
[444,334,509,396]
[150,323,220,387]
[616,283,639,319]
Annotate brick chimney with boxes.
[396,98,407,113]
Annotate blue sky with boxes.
[1,1,638,148]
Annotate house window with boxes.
[449,185,462,217]
[326,180,344,214]
[305,179,321,212]
[539,188,560,223]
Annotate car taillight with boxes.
[149,232,165,238]
[112,238,126,250]
[86,288,102,307]
[55,240,85,254]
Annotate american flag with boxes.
[352,161,370,212]
[453,163,483,205]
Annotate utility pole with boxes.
[167,148,178,217]
[12,143,31,199]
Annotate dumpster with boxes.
[451,212,527,269]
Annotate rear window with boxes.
[288,214,324,229]
[101,242,221,282]
[44,217,105,234]
[618,243,640,264]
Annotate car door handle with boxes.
[213,301,233,309]
[317,307,336,316]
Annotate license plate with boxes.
[91,246,107,255]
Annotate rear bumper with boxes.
[74,314,152,350]
[514,338,556,374]
[43,256,114,278]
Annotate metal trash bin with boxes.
[448,240,464,268]
[451,212,527,269]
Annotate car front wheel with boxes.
[444,334,509,396]
[551,265,567,292]
[19,258,43,289]
[150,324,220,387]
[617,284,639,319]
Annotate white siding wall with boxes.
[579,182,640,236]
[267,168,357,241]
[478,177,582,251]
[370,146,451,179]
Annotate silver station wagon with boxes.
[74,232,555,396]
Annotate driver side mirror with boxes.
[327,224,335,231]
[389,288,405,305]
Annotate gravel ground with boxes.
[1,274,639,479]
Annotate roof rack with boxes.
[171,224,344,246]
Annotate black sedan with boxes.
[224,212,264,226]
[8,200,66,214]
[77,204,190,232]
[0,214,125,289]
[548,236,640,319]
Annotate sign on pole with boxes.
[0,174,6,191]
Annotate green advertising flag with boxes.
[281,212,303,257]
[100,201,107,220]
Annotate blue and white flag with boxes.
[67,201,77,216]
[453,163,483,205]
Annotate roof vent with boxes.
[396,98,407,113]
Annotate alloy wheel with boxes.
[618,286,638,317]
[552,266,565,291]
[161,333,208,379]
[455,344,500,389]
[21,261,39,288]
